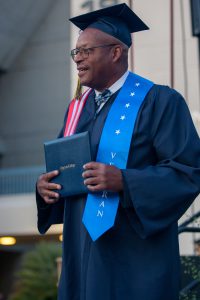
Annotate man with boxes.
[36,3,200,300]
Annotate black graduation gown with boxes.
[36,84,200,300]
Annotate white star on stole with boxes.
[115,129,120,135]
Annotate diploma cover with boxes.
[44,131,91,197]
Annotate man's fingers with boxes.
[82,162,106,179]
[87,184,104,192]
[83,162,102,170]
[82,169,98,179]
[84,177,100,186]
[43,190,60,203]
[37,171,61,204]
[44,195,59,204]
[46,182,62,190]
[45,190,60,199]
[82,164,123,192]
[37,172,61,192]
[45,170,59,180]
[38,170,59,183]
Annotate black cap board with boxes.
[69,3,149,48]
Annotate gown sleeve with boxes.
[121,86,200,239]
[36,107,69,234]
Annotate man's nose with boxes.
[74,53,84,63]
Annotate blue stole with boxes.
[82,72,154,241]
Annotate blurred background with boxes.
[0,0,200,299]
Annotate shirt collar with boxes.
[95,70,129,97]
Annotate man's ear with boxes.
[112,45,123,62]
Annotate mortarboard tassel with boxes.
[74,77,83,100]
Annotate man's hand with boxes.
[37,170,62,204]
[82,162,123,192]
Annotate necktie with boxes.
[95,89,111,112]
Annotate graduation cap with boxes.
[69,3,149,48]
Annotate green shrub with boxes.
[180,256,200,300]
[9,242,62,300]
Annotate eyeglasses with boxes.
[70,44,118,61]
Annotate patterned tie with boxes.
[95,89,111,107]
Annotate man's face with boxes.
[73,28,117,91]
